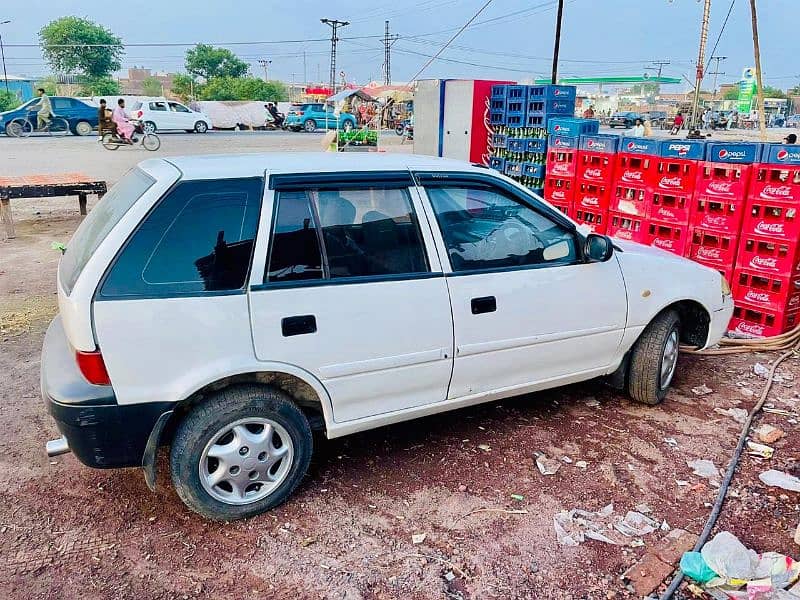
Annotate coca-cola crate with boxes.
[547,147,577,178]
[544,176,575,205]
[549,200,572,218]
[741,199,800,241]
[748,165,800,203]
[611,184,651,217]
[652,158,699,195]
[574,207,608,234]
[575,181,612,211]
[615,153,657,188]
[648,191,692,225]
[736,235,800,277]
[648,221,690,256]
[688,229,739,270]
[608,211,648,244]
[577,151,616,184]
[695,162,752,202]
[728,301,800,338]
[733,270,800,314]
[691,196,745,234]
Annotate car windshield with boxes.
[59,168,155,295]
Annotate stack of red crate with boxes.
[572,135,619,233]
[607,137,660,244]
[729,144,800,337]
[544,134,580,216]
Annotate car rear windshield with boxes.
[59,168,155,295]
[132,102,142,110]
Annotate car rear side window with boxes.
[100,177,263,298]
[60,168,155,295]
[266,186,428,283]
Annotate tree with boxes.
[39,17,123,78]
[762,85,787,99]
[79,76,120,96]
[723,87,740,100]
[141,76,163,96]
[185,44,248,81]
[200,77,287,101]
[35,77,59,96]
[0,90,21,112]
[170,74,197,101]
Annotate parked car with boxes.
[130,99,212,133]
[786,114,800,128]
[0,96,98,136]
[641,111,668,129]
[608,112,642,128]
[42,153,733,520]
[284,103,357,132]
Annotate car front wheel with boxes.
[194,121,208,133]
[170,385,313,521]
[628,310,681,405]
[342,120,354,132]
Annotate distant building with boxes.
[1,75,35,102]
[118,68,175,96]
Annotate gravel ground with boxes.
[1,131,799,599]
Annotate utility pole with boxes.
[303,50,307,85]
[644,60,671,101]
[0,20,10,94]
[749,0,766,140]
[321,18,349,93]
[257,58,271,82]
[689,0,712,130]
[709,55,727,101]
[551,0,565,84]
[382,20,400,86]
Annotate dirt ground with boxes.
[1,132,799,600]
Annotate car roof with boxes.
[148,152,483,180]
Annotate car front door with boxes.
[168,102,194,129]
[417,173,628,400]
[148,101,171,129]
[248,172,454,423]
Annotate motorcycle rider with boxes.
[265,102,284,128]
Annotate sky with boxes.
[2,0,798,92]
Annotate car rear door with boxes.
[148,101,172,129]
[416,172,628,400]
[248,171,454,423]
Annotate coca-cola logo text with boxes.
[707,181,734,195]
[750,256,778,270]
[622,170,643,181]
[659,176,683,188]
[657,208,677,219]
[696,247,721,261]
[755,221,786,236]
[761,185,792,199]
[653,239,674,250]
[744,291,771,303]
[702,215,728,228]
[735,322,765,336]
[584,168,603,178]
[581,197,600,207]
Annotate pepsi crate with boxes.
[490,97,506,112]
[548,117,600,137]
[526,113,547,128]
[488,156,505,172]
[529,187,545,198]
[491,133,508,149]
[579,134,619,154]
[658,139,707,161]
[762,144,800,165]
[546,85,577,102]
[526,138,547,154]
[506,86,527,113]
[491,84,509,99]
[506,113,525,129]
[707,142,763,164]
[546,98,576,116]
[523,163,546,179]
[504,161,524,178]
[548,134,579,150]
[527,85,547,101]
[490,111,506,126]
[507,138,527,154]
[527,98,546,114]
[621,137,660,156]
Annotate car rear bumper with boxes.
[41,316,172,468]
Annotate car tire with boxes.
[627,310,681,406]
[74,120,93,136]
[170,385,313,521]
[304,119,317,133]
[142,121,157,134]
[342,120,354,132]
[194,121,208,133]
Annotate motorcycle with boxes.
[395,119,413,141]
[264,109,286,131]
[101,120,161,151]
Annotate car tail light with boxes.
[75,350,111,386]
[135,111,143,118]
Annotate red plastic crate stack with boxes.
[573,142,616,234]
[647,156,698,256]
[543,135,580,217]
[608,150,656,244]
[730,160,800,337]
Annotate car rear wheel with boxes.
[304,119,317,133]
[74,120,93,136]
[628,310,681,405]
[142,121,157,134]
[170,385,313,521]
[194,121,208,133]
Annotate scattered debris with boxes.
[477,444,491,452]
[561,456,573,464]
[676,480,690,486]
[443,571,456,583]
[635,503,652,514]
[754,362,771,378]
[691,384,714,396]
[664,438,679,448]
[535,453,561,476]
[575,460,588,469]
[715,407,749,424]
[614,511,658,537]
[660,520,671,532]
[411,533,427,545]
[553,503,670,548]
[764,407,794,416]
[688,459,720,479]
[757,424,786,444]
[759,470,800,492]
[584,398,600,408]
[622,529,698,597]
[510,494,524,502]
[795,523,800,546]
[739,387,756,398]
[747,441,775,459]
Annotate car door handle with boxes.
[471,296,497,315]
[281,315,317,337]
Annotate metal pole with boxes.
[303,50,307,85]
[690,0,712,130]
[749,0,767,141]
[0,21,10,95]
[709,56,727,101]
[551,0,565,84]
[321,19,350,93]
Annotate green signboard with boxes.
[738,67,756,113]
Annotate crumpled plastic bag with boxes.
[681,551,719,584]
[701,531,759,584]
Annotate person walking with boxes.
[643,119,653,137]
[702,108,711,131]
[727,111,737,130]
[671,112,684,135]
[30,87,53,130]
[785,133,797,145]
[631,118,645,137]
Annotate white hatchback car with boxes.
[131,99,212,134]
[42,153,733,520]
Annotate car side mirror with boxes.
[585,234,614,263]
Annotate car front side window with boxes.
[426,184,578,272]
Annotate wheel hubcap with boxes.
[660,329,679,389]
[199,418,294,505]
